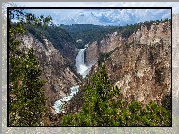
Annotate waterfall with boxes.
[53,49,87,113]
[53,49,93,114]
[75,48,90,78]
[76,49,85,66]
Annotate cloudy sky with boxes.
[10,2,177,26]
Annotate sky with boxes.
[9,2,178,26]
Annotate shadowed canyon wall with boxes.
[18,32,82,113]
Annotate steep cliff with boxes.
[85,32,124,66]
[99,32,123,53]
[25,25,78,65]
[89,20,171,106]
[85,21,171,66]
[66,20,171,115]
[85,41,99,66]
[18,32,82,113]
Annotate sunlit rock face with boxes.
[133,21,171,45]
[85,41,99,66]
[99,32,123,53]
[109,42,171,105]
[85,32,123,67]
[87,21,171,106]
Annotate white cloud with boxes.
[12,2,177,26]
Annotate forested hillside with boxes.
[60,19,169,49]
[24,24,78,64]
[24,19,170,51]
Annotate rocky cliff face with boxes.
[86,21,171,106]
[85,32,124,66]
[85,41,99,66]
[106,42,170,105]
[85,21,171,66]
[53,38,78,65]
[128,21,171,45]
[18,32,82,113]
[99,32,123,53]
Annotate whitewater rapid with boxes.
[53,85,79,113]
[53,49,90,113]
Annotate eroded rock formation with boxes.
[18,32,82,113]
[86,21,171,106]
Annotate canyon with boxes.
[18,32,82,114]
[65,20,171,114]
[17,19,171,125]
[93,20,171,105]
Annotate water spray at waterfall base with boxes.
[79,64,88,77]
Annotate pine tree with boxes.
[61,66,123,126]
[9,48,46,126]
[61,66,171,126]
[8,9,52,126]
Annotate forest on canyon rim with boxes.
[8,9,173,127]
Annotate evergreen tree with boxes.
[61,66,171,126]
[61,66,123,126]
[8,9,52,126]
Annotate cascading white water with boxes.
[76,49,85,66]
[75,48,90,78]
[53,85,79,113]
[53,49,90,114]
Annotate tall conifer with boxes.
[8,9,52,126]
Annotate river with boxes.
[53,49,90,113]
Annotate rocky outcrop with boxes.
[18,32,82,112]
[85,21,171,69]
[99,32,123,53]
[106,42,171,105]
[55,39,78,65]
[85,32,124,66]
[87,20,171,106]
[86,20,171,64]
[128,21,171,45]
[85,41,98,66]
